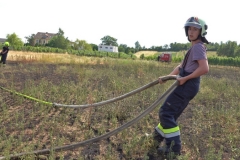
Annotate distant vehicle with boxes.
[158,52,172,62]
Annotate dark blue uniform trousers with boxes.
[156,70,200,153]
[0,53,8,64]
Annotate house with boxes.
[0,38,7,44]
[98,44,118,53]
[33,32,56,45]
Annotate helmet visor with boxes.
[184,17,202,29]
[184,22,201,29]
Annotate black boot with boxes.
[152,129,164,143]
[157,147,180,158]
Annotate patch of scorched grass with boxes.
[0,54,239,160]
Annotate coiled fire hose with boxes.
[53,75,178,108]
[0,75,178,159]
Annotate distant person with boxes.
[0,42,10,66]
[153,17,209,158]
[157,55,161,61]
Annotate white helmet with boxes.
[184,17,209,44]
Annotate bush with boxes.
[140,54,144,59]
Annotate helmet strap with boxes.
[193,35,201,41]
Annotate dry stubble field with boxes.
[0,51,239,160]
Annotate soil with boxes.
[1,59,239,160]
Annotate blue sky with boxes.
[0,0,239,48]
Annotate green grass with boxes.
[0,56,239,160]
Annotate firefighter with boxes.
[0,42,10,66]
[153,17,209,157]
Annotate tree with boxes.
[48,28,69,49]
[25,34,35,46]
[155,46,163,52]
[169,42,191,51]
[74,39,92,51]
[206,42,219,51]
[163,44,169,50]
[135,41,141,52]
[234,45,240,57]
[6,33,24,46]
[217,41,237,57]
[100,35,118,46]
[90,43,98,51]
[57,28,64,36]
[118,44,128,53]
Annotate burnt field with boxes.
[0,59,240,160]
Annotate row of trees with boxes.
[217,41,240,57]
[3,29,240,57]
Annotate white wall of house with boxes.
[35,39,49,45]
[98,44,118,53]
